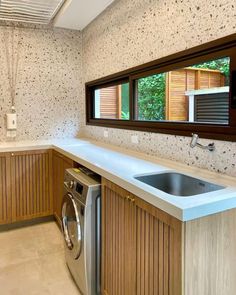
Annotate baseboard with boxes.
[0,215,55,232]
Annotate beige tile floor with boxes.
[0,221,80,295]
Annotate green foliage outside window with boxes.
[137,73,166,121]
[121,83,130,119]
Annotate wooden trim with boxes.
[165,72,171,120]
[0,153,11,224]
[86,118,236,141]
[117,85,122,119]
[52,150,74,227]
[86,33,236,141]
[130,77,135,120]
[101,180,106,294]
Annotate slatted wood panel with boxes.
[0,154,11,224]
[101,179,136,295]
[135,197,182,295]
[11,150,53,222]
[199,70,225,89]
[166,68,225,121]
[52,151,74,225]
[101,178,182,295]
[100,86,121,119]
[166,70,190,121]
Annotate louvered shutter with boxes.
[0,0,65,24]
[194,93,229,124]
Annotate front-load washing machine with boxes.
[62,168,101,295]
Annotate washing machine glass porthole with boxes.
[62,193,83,259]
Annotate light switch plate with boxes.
[131,135,139,144]
[104,130,109,138]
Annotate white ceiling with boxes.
[54,0,115,30]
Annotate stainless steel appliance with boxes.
[62,168,101,295]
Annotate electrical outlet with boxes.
[7,130,16,138]
[104,130,109,138]
[131,135,139,144]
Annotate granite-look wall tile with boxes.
[80,0,236,177]
[80,126,236,177]
[0,26,82,141]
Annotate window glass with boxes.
[94,82,129,120]
[135,57,230,124]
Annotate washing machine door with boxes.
[62,193,83,259]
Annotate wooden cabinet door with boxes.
[134,197,182,295]
[52,151,74,225]
[10,150,53,222]
[0,153,11,224]
[101,178,182,295]
[101,178,136,295]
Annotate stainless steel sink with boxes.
[134,172,225,197]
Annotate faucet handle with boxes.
[208,142,215,152]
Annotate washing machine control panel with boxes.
[64,168,101,205]
[76,182,84,195]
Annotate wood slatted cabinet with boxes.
[10,149,53,222]
[0,153,11,224]
[52,150,74,225]
[102,179,136,295]
[101,178,182,295]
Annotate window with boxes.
[86,34,236,141]
[94,81,129,120]
[135,57,230,124]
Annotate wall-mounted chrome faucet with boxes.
[190,133,215,152]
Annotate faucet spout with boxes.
[190,133,215,152]
[190,133,199,148]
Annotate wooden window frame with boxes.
[86,33,236,141]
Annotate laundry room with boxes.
[0,0,236,295]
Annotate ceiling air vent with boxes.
[0,0,65,24]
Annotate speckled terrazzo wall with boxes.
[0,26,82,141]
[80,0,236,176]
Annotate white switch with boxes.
[104,130,109,138]
[7,130,16,138]
[7,113,17,130]
[131,135,139,144]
